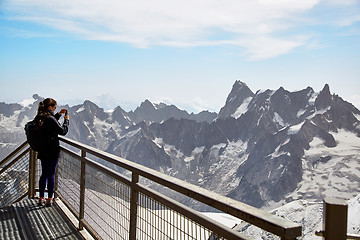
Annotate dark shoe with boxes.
[45,198,53,207]
[38,197,45,206]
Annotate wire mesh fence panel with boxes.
[54,137,302,240]
[86,152,132,178]
[84,164,131,240]
[57,151,82,215]
[0,153,29,208]
[137,192,227,240]
[1,139,303,240]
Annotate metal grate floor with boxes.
[0,198,85,240]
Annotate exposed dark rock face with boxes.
[129,99,216,124]
[218,81,255,119]
[1,81,359,208]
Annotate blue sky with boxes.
[1,0,360,112]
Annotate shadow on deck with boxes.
[0,198,87,240]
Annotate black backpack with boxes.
[24,118,45,152]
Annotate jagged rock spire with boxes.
[315,84,332,109]
[218,80,254,118]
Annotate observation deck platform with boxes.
[0,138,303,240]
[0,198,86,240]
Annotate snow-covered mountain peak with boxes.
[1,81,359,216]
[218,80,254,119]
[138,99,155,110]
[19,98,37,108]
[315,84,332,109]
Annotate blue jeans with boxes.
[39,157,59,198]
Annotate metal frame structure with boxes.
[1,137,303,239]
[315,198,360,240]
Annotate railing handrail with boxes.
[0,141,32,208]
[58,136,302,239]
[0,141,29,167]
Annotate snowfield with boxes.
[205,193,360,239]
[230,128,360,239]
[288,129,360,203]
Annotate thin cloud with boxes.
[2,26,57,38]
[240,35,307,60]
[3,0,359,59]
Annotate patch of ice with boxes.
[153,138,164,148]
[273,112,286,127]
[105,109,114,114]
[231,97,252,119]
[76,106,85,113]
[83,121,95,140]
[153,102,167,110]
[309,92,319,105]
[184,156,194,163]
[353,113,360,122]
[121,128,141,139]
[287,122,305,135]
[267,139,290,160]
[20,98,36,107]
[297,109,307,118]
[184,146,206,163]
[306,106,331,120]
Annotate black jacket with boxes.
[38,110,69,160]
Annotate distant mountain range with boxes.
[1,81,359,211]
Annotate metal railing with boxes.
[1,137,303,239]
[0,142,31,207]
[315,198,360,240]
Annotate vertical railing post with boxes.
[28,150,37,199]
[129,173,139,240]
[79,149,86,230]
[54,149,60,199]
[322,198,348,240]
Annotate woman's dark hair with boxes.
[36,98,57,126]
[38,98,57,114]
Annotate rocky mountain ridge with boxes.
[1,81,359,209]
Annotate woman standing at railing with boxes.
[36,98,69,207]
